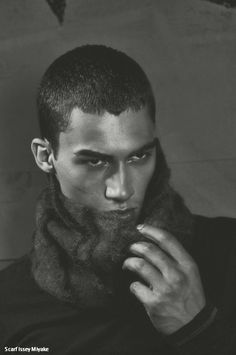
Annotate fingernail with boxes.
[130,243,143,253]
[130,282,138,292]
[136,224,144,232]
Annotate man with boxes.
[0,45,235,354]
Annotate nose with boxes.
[105,162,134,202]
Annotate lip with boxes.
[112,208,137,218]
[116,209,132,213]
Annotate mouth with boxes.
[112,208,137,219]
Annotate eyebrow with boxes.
[73,138,157,160]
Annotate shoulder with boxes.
[192,215,236,309]
[192,214,236,260]
[0,255,33,293]
[194,215,236,237]
[192,215,236,257]
[0,254,31,279]
[0,254,53,309]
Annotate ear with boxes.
[31,138,55,173]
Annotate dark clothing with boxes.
[0,215,236,354]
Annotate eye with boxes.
[87,158,108,168]
[127,152,150,163]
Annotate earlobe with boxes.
[31,138,55,173]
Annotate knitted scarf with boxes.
[31,141,194,310]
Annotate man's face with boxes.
[52,106,156,220]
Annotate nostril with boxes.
[105,184,134,201]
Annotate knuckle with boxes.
[174,271,184,283]
[158,230,168,242]
[185,260,198,274]
[142,242,153,253]
[168,271,185,291]
[162,231,172,242]
[173,275,185,289]
[135,258,145,271]
[160,285,172,298]
[146,296,159,309]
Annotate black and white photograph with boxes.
[0,1,236,354]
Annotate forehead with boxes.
[58,107,155,155]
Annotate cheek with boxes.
[132,157,156,198]
[55,160,106,197]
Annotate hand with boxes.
[122,224,206,335]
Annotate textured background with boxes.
[0,0,235,269]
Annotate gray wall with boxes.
[0,0,235,269]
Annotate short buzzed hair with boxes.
[37,44,156,154]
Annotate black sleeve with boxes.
[169,216,236,355]
[176,312,236,355]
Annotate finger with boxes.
[129,241,177,277]
[137,224,194,266]
[129,281,157,307]
[123,256,163,289]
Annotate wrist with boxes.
[167,302,217,346]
